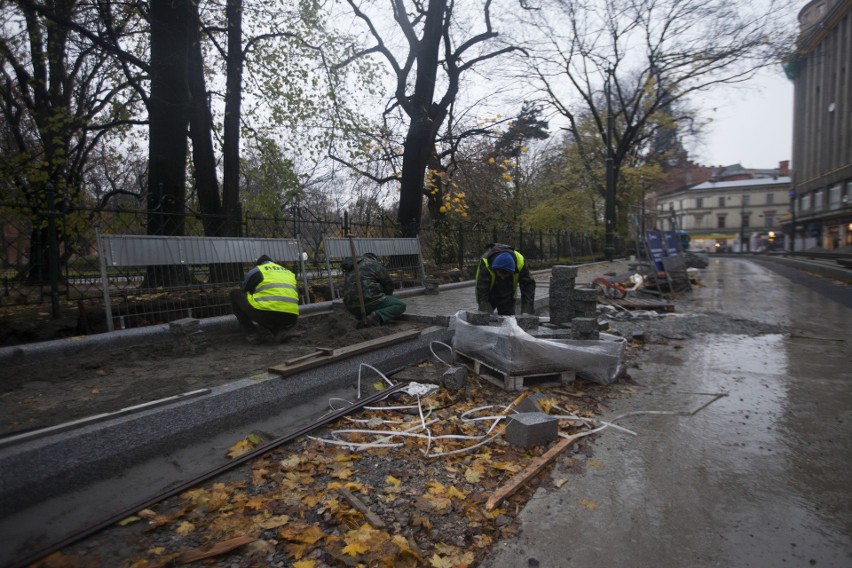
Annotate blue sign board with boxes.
[663,231,681,256]
[645,230,666,272]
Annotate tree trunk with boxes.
[395,0,446,237]
[187,2,224,237]
[147,0,191,238]
[146,0,191,287]
[222,0,244,238]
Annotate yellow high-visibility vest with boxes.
[247,263,299,314]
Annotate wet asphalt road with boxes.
[486,257,852,567]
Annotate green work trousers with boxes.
[347,296,407,324]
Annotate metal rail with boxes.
[9,382,406,568]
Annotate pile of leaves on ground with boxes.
[38,364,620,568]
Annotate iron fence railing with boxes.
[1,200,611,342]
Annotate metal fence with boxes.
[1,201,606,340]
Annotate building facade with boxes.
[785,0,852,250]
[657,166,792,253]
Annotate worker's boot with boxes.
[356,313,382,329]
[366,313,382,327]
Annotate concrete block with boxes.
[571,317,598,333]
[551,265,579,280]
[572,287,599,301]
[465,311,492,326]
[549,274,576,325]
[423,278,440,295]
[505,412,559,449]
[516,314,539,331]
[442,366,468,391]
[515,392,549,413]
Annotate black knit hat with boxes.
[256,255,272,265]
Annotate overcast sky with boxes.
[686,67,794,170]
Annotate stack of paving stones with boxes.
[549,265,578,326]
[572,286,599,319]
[169,317,209,355]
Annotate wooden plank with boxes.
[337,487,386,528]
[268,328,423,377]
[485,431,588,511]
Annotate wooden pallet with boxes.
[455,351,575,392]
[600,296,675,312]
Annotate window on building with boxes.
[742,213,750,228]
[765,214,775,228]
[814,190,823,211]
[679,200,683,210]
[742,194,750,206]
[718,196,725,207]
[828,184,841,210]
[766,193,774,205]
[696,197,703,208]
[695,215,704,229]
[801,193,811,211]
[718,215,726,229]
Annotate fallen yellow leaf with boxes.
[117,515,141,526]
[175,521,195,535]
[342,539,370,556]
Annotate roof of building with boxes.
[689,176,792,191]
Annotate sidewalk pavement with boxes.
[400,259,633,321]
[485,256,852,567]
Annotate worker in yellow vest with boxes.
[475,243,536,316]
[229,255,299,344]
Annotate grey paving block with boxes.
[515,392,550,413]
[572,317,599,333]
[465,311,492,326]
[516,314,539,331]
[505,412,559,449]
[442,366,468,390]
[552,265,579,280]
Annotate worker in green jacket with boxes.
[230,255,299,343]
[475,243,536,316]
[342,252,406,329]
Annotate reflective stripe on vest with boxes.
[247,264,299,314]
[479,250,525,295]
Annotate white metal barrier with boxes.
[322,237,426,300]
[97,233,308,331]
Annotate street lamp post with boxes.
[740,195,747,253]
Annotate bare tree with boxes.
[520,0,796,236]
[336,0,521,236]
[0,0,146,281]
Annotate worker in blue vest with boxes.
[229,255,299,343]
[475,243,536,316]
